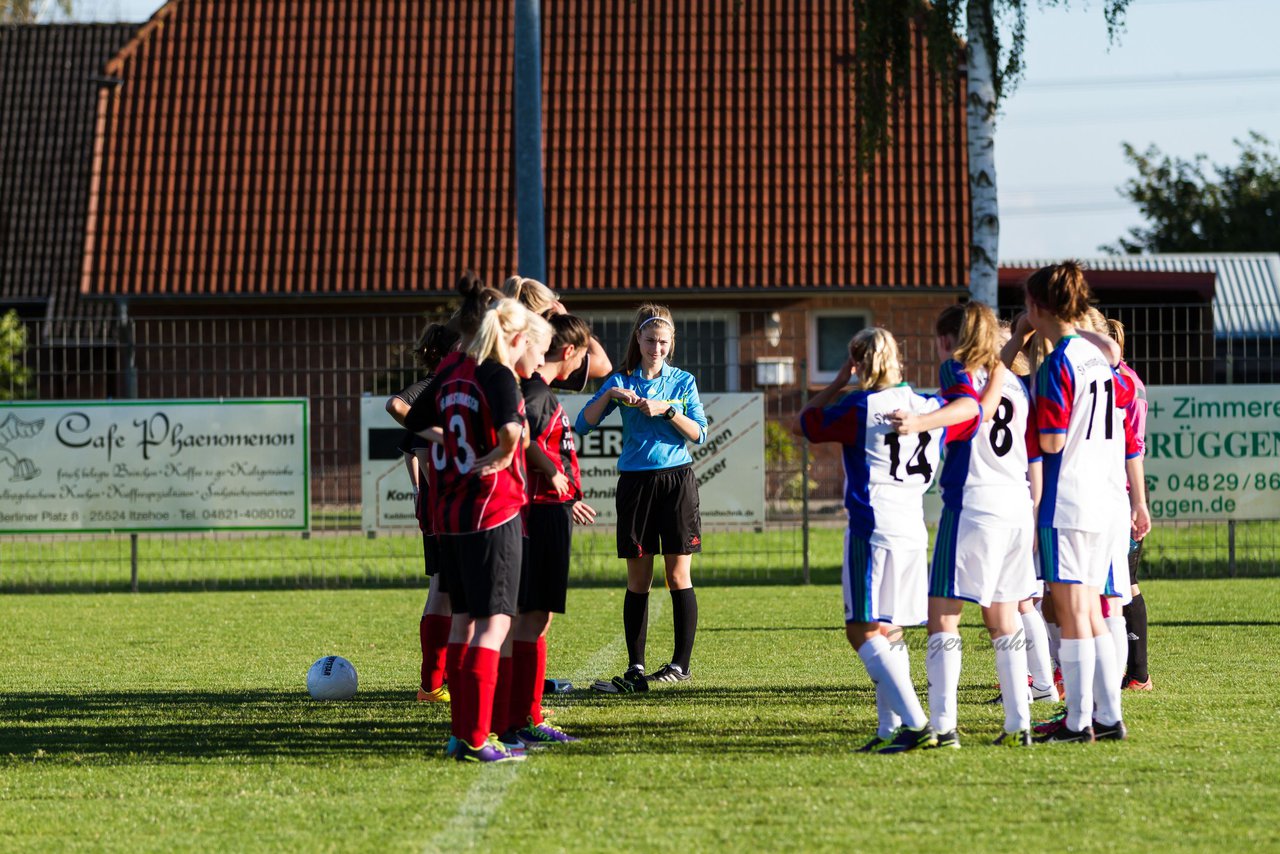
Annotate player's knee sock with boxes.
[510,640,539,729]
[926,632,961,733]
[874,683,902,740]
[670,587,697,672]
[421,614,451,691]
[1105,614,1128,684]
[623,590,649,670]
[1123,593,1149,682]
[532,636,548,724]
[1059,638,1095,733]
[1046,622,1062,667]
[1020,609,1054,693]
[994,635,1031,733]
[464,646,500,748]
[446,642,467,740]
[1092,633,1123,727]
[859,635,927,730]
[493,654,514,735]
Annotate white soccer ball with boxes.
[307,655,358,700]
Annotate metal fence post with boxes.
[117,298,140,592]
[800,361,810,584]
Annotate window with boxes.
[575,310,739,392]
[808,311,869,385]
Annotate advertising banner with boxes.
[360,393,767,530]
[0,400,309,533]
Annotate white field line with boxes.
[424,597,663,852]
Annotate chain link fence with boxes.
[1,302,1276,591]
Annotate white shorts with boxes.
[843,529,927,626]
[931,508,1038,607]
[1103,515,1133,605]
[1036,527,1109,589]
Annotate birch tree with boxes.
[850,1,1131,305]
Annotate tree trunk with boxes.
[513,0,547,281]
[965,2,999,307]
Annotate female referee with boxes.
[575,304,708,691]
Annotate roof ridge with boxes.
[105,0,180,76]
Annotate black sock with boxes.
[623,590,649,671]
[1123,593,1149,682]
[670,587,698,672]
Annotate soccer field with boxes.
[2,580,1277,852]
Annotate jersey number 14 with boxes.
[883,432,933,482]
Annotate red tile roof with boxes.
[83,1,969,299]
[0,24,138,320]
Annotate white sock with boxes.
[1046,622,1063,667]
[1093,633,1124,727]
[858,635,927,730]
[1059,638,1095,732]
[1021,610,1055,693]
[994,635,1031,733]
[926,632,962,734]
[875,683,902,739]
[1105,614,1129,681]
[877,639,908,738]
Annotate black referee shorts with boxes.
[437,516,522,618]
[615,464,701,559]
[519,502,574,614]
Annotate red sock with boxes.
[446,642,467,741]
[532,635,548,725]
[511,641,539,730]
[465,646,501,748]
[421,615,451,691]
[493,654,514,735]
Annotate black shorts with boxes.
[519,502,574,613]
[421,533,449,593]
[1128,536,1144,582]
[437,516,522,618]
[615,464,701,559]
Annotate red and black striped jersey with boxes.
[522,374,581,505]
[404,353,527,534]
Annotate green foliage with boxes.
[849,0,1131,167]
[764,420,797,467]
[0,309,33,401]
[1105,132,1280,254]
[0,579,1277,850]
[0,0,72,23]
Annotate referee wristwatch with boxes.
[662,405,678,421]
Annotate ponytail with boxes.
[1025,260,1094,322]
[849,327,902,391]
[1106,317,1126,354]
[449,271,504,339]
[411,322,461,371]
[466,298,531,368]
[937,302,1000,374]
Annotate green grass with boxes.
[2,580,1278,851]
[2,520,1275,592]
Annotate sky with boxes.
[46,0,1280,261]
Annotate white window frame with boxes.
[808,309,872,385]
[575,309,740,392]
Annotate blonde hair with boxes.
[849,327,902,391]
[502,276,559,317]
[936,302,1000,374]
[525,312,554,353]
[1081,307,1109,335]
[1106,317,1126,354]
[467,298,532,368]
[620,303,676,374]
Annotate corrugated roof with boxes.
[0,23,139,322]
[82,0,970,299]
[1002,254,1280,338]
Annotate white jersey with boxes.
[1034,336,1134,532]
[801,383,943,550]
[937,361,1035,527]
